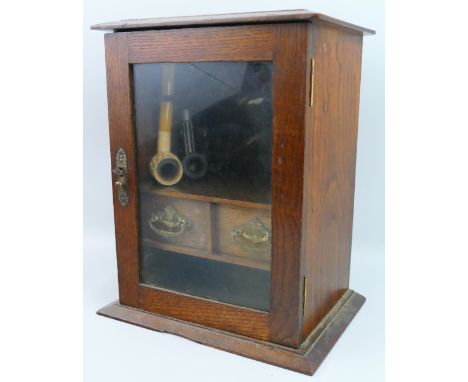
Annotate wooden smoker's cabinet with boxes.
[91,10,375,375]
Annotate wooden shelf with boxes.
[140,177,271,210]
[143,238,270,271]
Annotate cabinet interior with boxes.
[133,61,273,311]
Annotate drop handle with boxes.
[232,218,271,256]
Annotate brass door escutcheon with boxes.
[232,218,271,256]
[113,148,128,207]
[148,205,192,239]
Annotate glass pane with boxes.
[133,62,272,311]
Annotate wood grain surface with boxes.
[126,25,274,64]
[104,33,140,307]
[302,20,364,337]
[269,23,309,348]
[91,9,375,35]
[97,290,365,375]
[101,19,369,352]
[137,285,270,340]
[140,180,271,210]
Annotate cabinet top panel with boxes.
[90,9,375,35]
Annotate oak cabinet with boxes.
[91,9,374,375]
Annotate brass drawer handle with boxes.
[148,205,191,239]
[232,218,271,255]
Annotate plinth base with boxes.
[97,289,365,375]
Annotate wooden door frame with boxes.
[104,23,309,346]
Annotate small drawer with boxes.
[214,205,271,263]
[140,193,210,251]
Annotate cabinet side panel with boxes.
[269,23,309,348]
[104,33,140,307]
[302,22,363,337]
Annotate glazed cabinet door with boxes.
[105,23,309,346]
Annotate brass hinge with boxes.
[303,276,308,315]
[309,58,315,107]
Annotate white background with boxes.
[82,1,384,381]
[3,0,468,381]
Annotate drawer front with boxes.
[214,205,271,263]
[140,194,210,250]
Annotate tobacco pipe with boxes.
[181,109,207,180]
[149,64,184,186]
